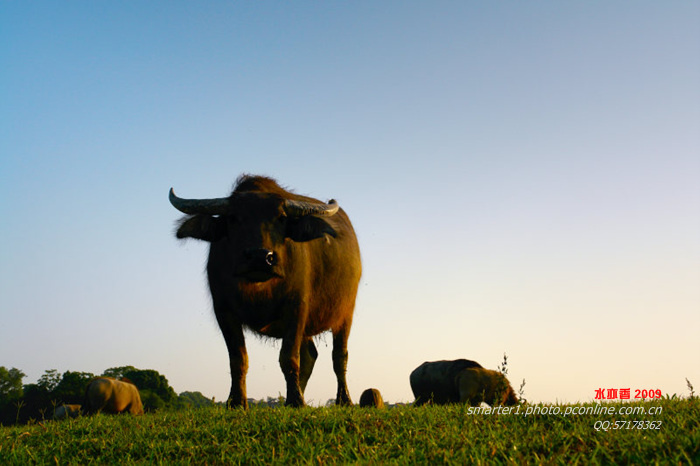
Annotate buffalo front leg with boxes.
[216,311,248,409]
[332,324,352,406]
[299,338,318,394]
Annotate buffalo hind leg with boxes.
[299,338,318,394]
[279,330,305,407]
[332,324,352,406]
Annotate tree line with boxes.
[0,366,214,425]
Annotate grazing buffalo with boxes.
[53,404,81,420]
[359,388,385,408]
[410,359,483,406]
[170,175,362,408]
[456,367,518,407]
[410,360,518,406]
[84,377,144,414]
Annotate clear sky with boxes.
[1,2,698,405]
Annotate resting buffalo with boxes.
[84,377,144,414]
[53,404,81,420]
[170,175,362,408]
[410,359,518,406]
[359,388,385,408]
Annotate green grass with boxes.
[1,398,698,464]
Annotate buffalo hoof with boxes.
[227,397,248,409]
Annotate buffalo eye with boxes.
[285,216,337,242]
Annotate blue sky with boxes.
[1,1,698,405]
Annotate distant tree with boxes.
[17,383,52,424]
[100,366,178,411]
[179,391,214,408]
[37,369,61,393]
[139,389,167,411]
[121,369,177,411]
[3,365,188,423]
[101,366,139,380]
[53,371,95,405]
[0,367,25,402]
[0,367,26,425]
[11,370,94,424]
[14,369,63,423]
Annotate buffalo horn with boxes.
[169,188,230,215]
[284,199,339,217]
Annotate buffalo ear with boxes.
[286,216,337,242]
[176,215,225,242]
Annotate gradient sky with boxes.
[1,2,698,405]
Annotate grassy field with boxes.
[1,398,697,464]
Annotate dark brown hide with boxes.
[84,377,144,414]
[409,359,483,406]
[359,388,385,408]
[171,175,362,407]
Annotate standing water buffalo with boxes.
[170,175,362,407]
[410,359,518,407]
[84,377,144,414]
